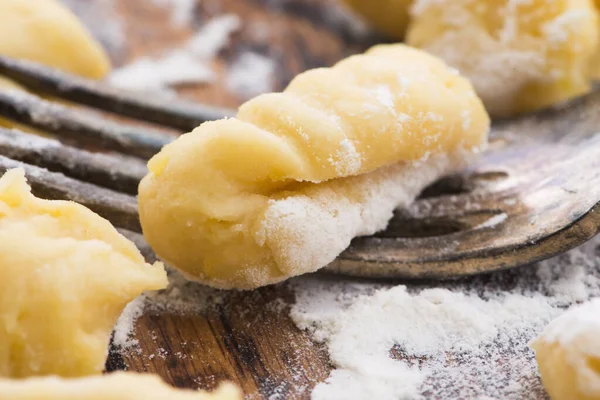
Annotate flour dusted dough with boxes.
[0,169,167,378]
[0,0,110,79]
[342,0,412,39]
[0,372,241,400]
[531,298,600,400]
[139,44,489,290]
[407,0,599,117]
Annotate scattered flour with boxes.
[109,14,241,92]
[150,0,197,27]
[290,236,600,399]
[187,14,242,59]
[111,269,228,353]
[108,51,215,92]
[475,212,508,229]
[226,51,276,100]
[113,296,146,350]
[110,225,600,399]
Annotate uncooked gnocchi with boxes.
[0,372,241,400]
[0,169,167,378]
[139,44,489,290]
[531,298,600,400]
[407,0,599,117]
[0,0,110,79]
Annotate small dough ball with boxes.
[531,298,600,400]
[0,372,242,400]
[0,169,168,378]
[407,0,600,117]
[0,0,110,79]
[342,0,412,39]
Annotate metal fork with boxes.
[0,55,598,280]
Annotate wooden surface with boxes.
[75,0,375,397]
[61,0,599,399]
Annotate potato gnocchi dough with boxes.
[139,44,489,290]
[0,0,110,79]
[0,169,167,378]
[0,372,241,400]
[407,0,600,117]
[531,298,600,400]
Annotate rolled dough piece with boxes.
[139,44,489,289]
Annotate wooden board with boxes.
[69,0,379,397]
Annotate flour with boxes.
[187,14,242,59]
[475,212,508,229]
[113,296,146,350]
[291,236,600,399]
[111,269,228,353]
[150,0,197,27]
[226,51,275,100]
[534,297,600,352]
[109,14,241,92]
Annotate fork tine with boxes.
[0,56,234,131]
[0,89,172,158]
[0,128,146,194]
[0,155,141,232]
[328,203,600,279]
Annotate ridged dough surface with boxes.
[139,44,489,289]
[0,169,167,378]
[407,0,599,117]
[0,0,110,79]
[0,372,241,400]
[531,298,600,400]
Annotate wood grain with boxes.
[111,285,332,398]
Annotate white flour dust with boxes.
[226,52,275,100]
[109,14,241,93]
[112,269,228,351]
[150,0,197,27]
[111,237,600,399]
[290,236,600,399]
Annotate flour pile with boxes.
[290,236,600,399]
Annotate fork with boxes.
[0,55,598,281]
